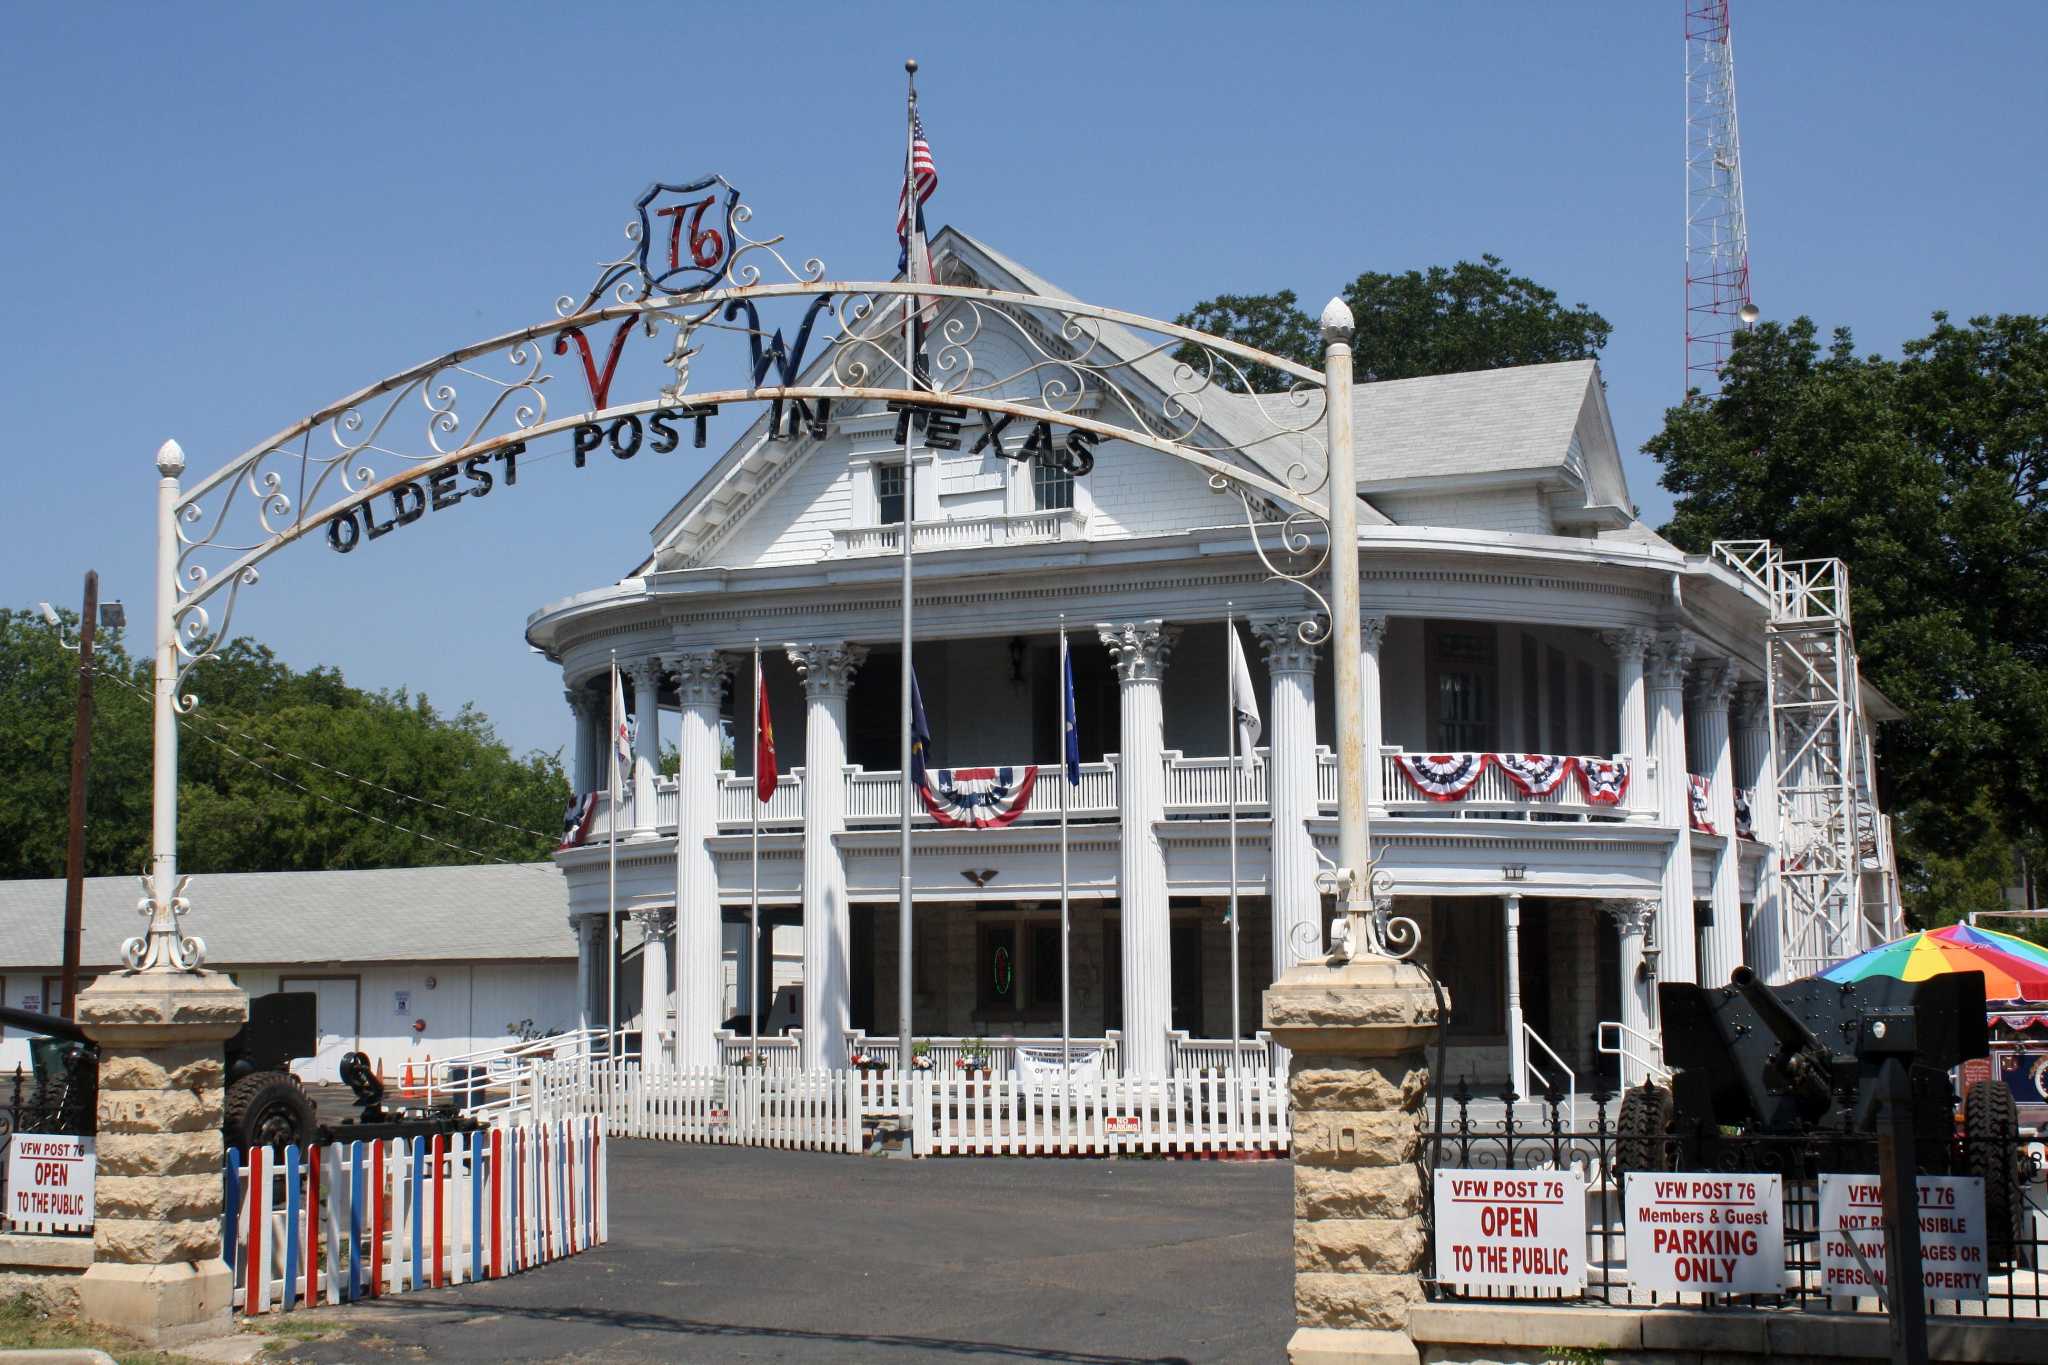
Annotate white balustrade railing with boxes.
[1161,750,1268,814]
[1168,1032,1277,1077]
[714,1030,802,1074]
[832,508,1086,558]
[847,1032,1124,1078]
[1377,749,1652,819]
[715,768,806,829]
[842,761,1118,828]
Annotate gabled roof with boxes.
[0,864,571,970]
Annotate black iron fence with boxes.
[1421,1080,2048,1319]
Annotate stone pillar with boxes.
[671,650,728,1070]
[1602,899,1658,1090]
[1646,630,1699,986]
[632,909,672,1073]
[1359,614,1387,814]
[566,687,599,795]
[1691,660,1742,988]
[788,642,865,1071]
[75,971,247,1347]
[1264,954,1441,1364]
[1503,893,1525,1098]
[1254,613,1321,978]
[1600,627,1653,768]
[630,656,664,836]
[1734,682,1782,981]
[1099,620,1179,1078]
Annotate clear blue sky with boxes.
[4,4,2043,762]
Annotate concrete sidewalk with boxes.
[271,1140,1294,1363]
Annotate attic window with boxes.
[876,463,906,526]
[1032,457,1074,511]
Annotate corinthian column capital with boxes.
[786,642,867,699]
[1600,627,1655,667]
[1358,612,1388,652]
[1732,681,1768,731]
[669,649,730,709]
[1645,630,1697,689]
[1603,898,1658,937]
[1250,614,1321,675]
[1096,620,1179,684]
[1689,658,1739,712]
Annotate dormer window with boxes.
[875,463,907,525]
[1032,457,1074,512]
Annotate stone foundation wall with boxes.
[0,1234,92,1313]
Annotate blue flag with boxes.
[1062,647,1081,787]
[909,667,933,788]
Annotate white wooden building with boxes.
[530,228,1904,1091]
[0,864,576,1081]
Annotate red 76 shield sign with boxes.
[634,177,739,295]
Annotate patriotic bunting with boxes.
[1575,758,1631,805]
[1688,773,1716,835]
[558,792,598,850]
[918,766,1039,829]
[1392,753,1491,801]
[1734,788,1754,839]
[1495,752,1575,797]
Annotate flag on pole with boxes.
[909,668,933,788]
[1228,624,1263,770]
[754,654,778,803]
[1061,644,1081,787]
[610,665,633,787]
[897,106,939,330]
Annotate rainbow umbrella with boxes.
[1820,923,2048,1001]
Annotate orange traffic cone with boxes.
[400,1060,417,1097]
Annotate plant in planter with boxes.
[957,1035,993,1079]
[849,1049,892,1074]
[911,1040,935,1072]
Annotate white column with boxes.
[1504,893,1526,1098]
[788,642,865,1072]
[1733,682,1783,982]
[630,657,664,836]
[566,688,598,795]
[1603,899,1658,1090]
[574,915,597,1033]
[671,650,729,1070]
[1360,614,1388,813]
[1646,630,1699,986]
[1098,620,1179,1078]
[1253,614,1321,975]
[1600,628,1653,767]
[632,909,672,1072]
[1692,660,1742,988]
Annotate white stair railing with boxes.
[1597,1020,1673,1085]
[1519,1023,1576,1119]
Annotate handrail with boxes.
[1519,1022,1576,1119]
[1597,1019,1673,1085]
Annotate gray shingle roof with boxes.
[1347,360,1602,489]
[0,864,571,970]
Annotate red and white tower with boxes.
[1684,2,1757,397]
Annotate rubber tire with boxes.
[224,1070,316,1150]
[1615,1083,1673,1178]
[1964,1079,2024,1268]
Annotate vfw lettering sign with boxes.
[1817,1174,1988,1301]
[1432,1170,1586,1294]
[6,1134,95,1232]
[1625,1174,1782,1294]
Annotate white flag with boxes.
[610,664,633,794]
[1228,625,1263,770]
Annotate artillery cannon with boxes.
[1619,966,2028,1266]
[1,992,477,1149]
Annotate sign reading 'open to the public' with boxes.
[1432,1169,1585,1294]
[6,1134,95,1233]
[1818,1174,1988,1301]
[1624,1173,1783,1294]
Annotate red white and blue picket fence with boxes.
[222,1116,604,1315]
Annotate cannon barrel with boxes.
[0,1004,89,1044]
[1730,965,1826,1058]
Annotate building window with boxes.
[1032,457,1074,511]
[875,463,906,526]
[1427,623,1497,751]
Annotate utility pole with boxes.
[61,570,100,1020]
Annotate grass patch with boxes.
[0,1293,213,1364]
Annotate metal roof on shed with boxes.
[0,864,571,970]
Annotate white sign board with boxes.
[1817,1174,1988,1301]
[393,990,411,1015]
[6,1134,95,1233]
[1624,1173,1783,1294]
[1433,1169,1586,1294]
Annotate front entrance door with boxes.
[281,976,360,1083]
[1170,923,1202,1034]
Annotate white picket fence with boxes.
[549,1064,1289,1158]
[223,1115,605,1316]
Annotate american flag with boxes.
[895,111,938,249]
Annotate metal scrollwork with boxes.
[124,875,207,971]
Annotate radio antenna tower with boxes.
[1684,2,1758,397]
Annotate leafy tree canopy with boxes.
[0,607,569,879]
[1175,255,1612,390]
[1645,312,2048,925]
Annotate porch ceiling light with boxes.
[1502,864,1527,882]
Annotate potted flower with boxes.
[911,1040,935,1072]
[956,1035,993,1080]
[850,1049,891,1075]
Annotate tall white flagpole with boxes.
[895,57,921,1076]
[1058,617,1072,1110]
[750,639,762,1067]
[1225,608,1241,1081]
[607,652,620,1069]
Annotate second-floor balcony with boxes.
[583,746,1665,844]
[831,508,1088,558]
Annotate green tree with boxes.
[1175,255,1611,388]
[0,607,569,878]
[1644,312,2048,925]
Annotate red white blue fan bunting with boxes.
[1495,753,1575,797]
[558,792,599,850]
[1393,753,1490,801]
[919,766,1039,829]
[1734,789,1755,839]
[1575,758,1630,805]
[1688,774,1715,835]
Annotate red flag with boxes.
[754,656,778,803]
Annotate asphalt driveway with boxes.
[270,1140,1294,1363]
